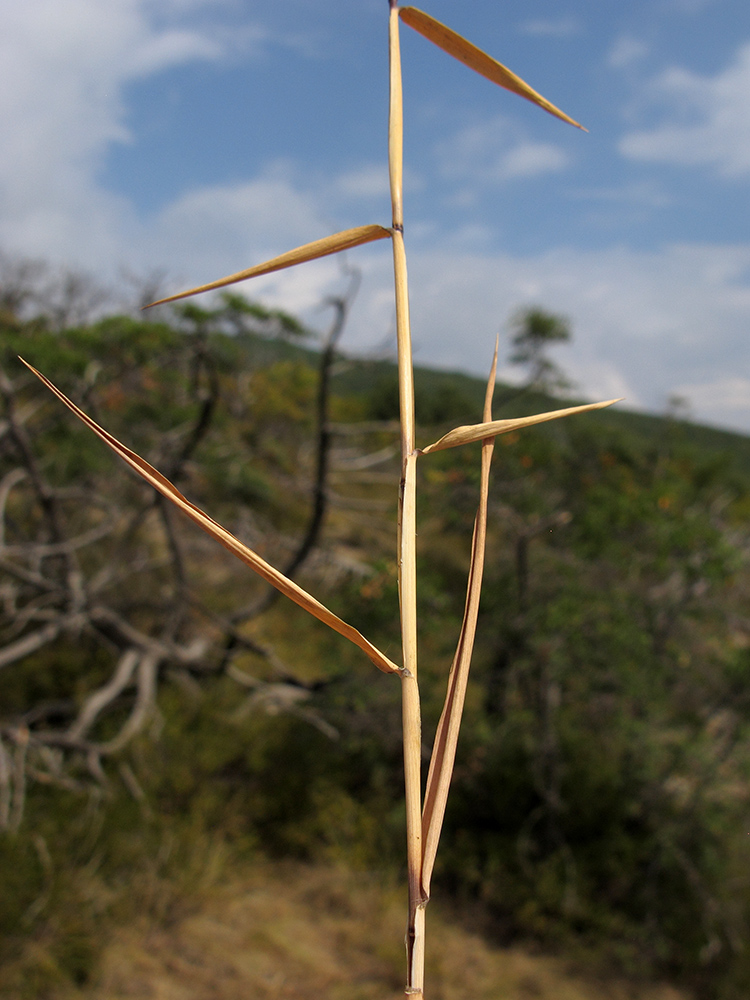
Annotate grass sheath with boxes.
[28,5,616,996]
[421,342,499,901]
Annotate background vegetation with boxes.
[2,284,750,999]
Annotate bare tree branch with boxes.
[0,293,357,828]
[100,652,159,754]
[67,649,140,742]
[0,736,10,829]
[0,621,65,671]
[229,268,361,627]
[9,728,28,834]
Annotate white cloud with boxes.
[673,377,750,430]
[518,18,581,39]
[127,30,222,75]
[6,111,750,436]
[148,171,336,311]
[620,43,750,177]
[0,0,370,317]
[336,166,390,200]
[570,180,674,210]
[437,116,570,186]
[0,0,255,266]
[339,239,750,434]
[500,142,569,179]
[140,202,750,430]
[608,36,649,70]
[4,1,750,439]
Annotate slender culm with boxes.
[27,6,601,996]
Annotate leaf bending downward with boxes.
[145,225,393,308]
[20,360,402,677]
[420,398,622,454]
[398,7,585,131]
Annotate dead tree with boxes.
[0,284,386,831]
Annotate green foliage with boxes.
[4,308,750,998]
[365,370,481,425]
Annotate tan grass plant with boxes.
[24,5,619,996]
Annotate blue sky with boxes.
[4,0,750,431]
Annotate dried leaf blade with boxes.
[20,360,402,677]
[398,6,585,130]
[145,225,393,308]
[420,398,622,454]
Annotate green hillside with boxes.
[2,303,750,999]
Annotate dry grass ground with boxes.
[51,861,690,1000]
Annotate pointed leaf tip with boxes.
[398,7,586,131]
[143,225,393,309]
[420,398,622,454]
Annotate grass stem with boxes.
[389,6,424,996]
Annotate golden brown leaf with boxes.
[20,360,402,677]
[399,7,585,130]
[420,398,621,454]
[145,225,393,308]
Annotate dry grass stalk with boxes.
[25,5,614,997]
[387,4,425,992]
